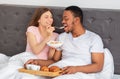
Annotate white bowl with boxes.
[47,41,63,48]
[26,64,40,71]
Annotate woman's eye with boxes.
[45,16,48,18]
[50,16,53,19]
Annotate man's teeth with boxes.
[64,25,67,28]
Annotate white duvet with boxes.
[0,48,119,79]
[0,52,37,79]
[0,53,10,69]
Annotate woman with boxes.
[25,7,58,60]
[0,7,58,79]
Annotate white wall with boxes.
[0,0,120,9]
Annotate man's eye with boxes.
[65,19,68,21]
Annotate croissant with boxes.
[49,66,61,72]
[40,66,49,72]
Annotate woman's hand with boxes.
[45,26,55,42]
[46,26,55,37]
[24,59,39,68]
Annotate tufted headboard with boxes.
[0,4,120,74]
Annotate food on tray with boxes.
[47,41,63,48]
[49,66,61,72]
[19,68,61,77]
[19,65,62,77]
[40,66,49,72]
[40,66,61,72]
[50,41,60,44]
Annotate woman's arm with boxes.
[26,32,51,55]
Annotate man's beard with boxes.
[65,22,74,33]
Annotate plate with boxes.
[47,41,63,48]
[18,68,61,77]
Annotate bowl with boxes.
[47,41,63,48]
[26,64,40,71]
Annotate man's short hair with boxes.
[65,6,83,23]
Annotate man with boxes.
[23,6,104,79]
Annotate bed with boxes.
[0,4,120,79]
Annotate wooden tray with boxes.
[18,68,61,77]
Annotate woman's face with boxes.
[38,11,53,28]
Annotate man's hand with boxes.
[62,66,78,74]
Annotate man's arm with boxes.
[62,52,104,74]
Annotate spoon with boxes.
[54,26,64,29]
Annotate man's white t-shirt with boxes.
[50,30,114,79]
[52,30,104,68]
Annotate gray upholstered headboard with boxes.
[0,4,120,74]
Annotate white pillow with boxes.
[9,52,37,66]
[97,48,114,79]
[0,53,9,64]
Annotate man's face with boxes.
[62,11,75,33]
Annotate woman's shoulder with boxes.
[27,26,38,30]
[27,26,38,32]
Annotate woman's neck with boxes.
[38,26,48,38]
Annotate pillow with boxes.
[0,53,9,64]
[9,52,37,66]
[113,74,120,79]
[97,48,114,79]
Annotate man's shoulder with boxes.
[59,32,67,36]
[86,30,102,40]
[58,32,68,40]
[87,30,100,36]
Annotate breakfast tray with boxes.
[18,68,61,77]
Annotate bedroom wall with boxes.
[0,0,120,9]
